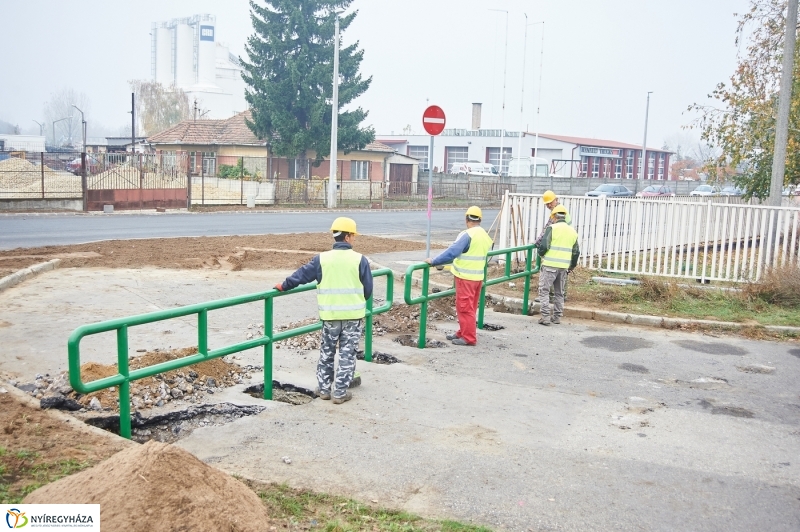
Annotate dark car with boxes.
[636,185,674,197]
[720,186,743,196]
[586,184,634,197]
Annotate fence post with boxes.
[139,153,143,211]
[81,152,88,212]
[186,153,192,209]
[201,157,205,206]
[701,200,712,282]
[594,195,608,264]
[240,157,244,205]
[40,152,45,198]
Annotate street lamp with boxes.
[641,92,653,180]
[489,8,509,175]
[71,104,87,152]
[32,120,44,136]
[52,117,70,148]
[517,16,544,160]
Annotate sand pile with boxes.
[0,156,80,195]
[24,440,271,532]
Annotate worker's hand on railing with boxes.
[273,283,283,291]
[423,258,432,265]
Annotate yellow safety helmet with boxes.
[330,217,358,235]
[465,206,482,220]
[551,205,568,216]
[542,190,557,204]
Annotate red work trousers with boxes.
[454,276,482,345]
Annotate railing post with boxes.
[240,156,244,205]
[522,246,532,315]
[263,296,273,400]
[417,267,430,349]
[478,265,488,330]
[117,326,131,439]
[364,296,374,362]
[198,309,208,355]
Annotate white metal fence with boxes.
[497,193,800,282]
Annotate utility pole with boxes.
[490,9,508,175]
[641,92,653,180]
[328,15,340,209]
[131,92,136,155]
[32,120,44,137]
[769,0,798,206]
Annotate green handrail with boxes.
[68,268,394,439]
[403,246,540,348]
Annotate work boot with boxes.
[316,388,331,400]
[451,337,474,346]
[332,391,352,405]
[551,316,561,324]
[538,317,551,326]
[446,332,459,340]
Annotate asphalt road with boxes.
[0,209,499,250]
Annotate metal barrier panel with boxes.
[403,245,540,349]
[0,151,83,198]
[68,268,394,438]
[499,192,800,282]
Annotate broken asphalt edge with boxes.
[374,262,800,336]
[0,259,61,294]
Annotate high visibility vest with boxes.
[451,226,493,281]
[541,222,578,269]
[317,249,366,321]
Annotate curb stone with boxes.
[0,259,61,294]
[376,262,800,336]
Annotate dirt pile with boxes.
[24,440,272,531]
[20,347,254,413]
[0,156,80,194]
[0,233,429,270]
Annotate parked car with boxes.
[586,184,635,197]
[720,186,744,196]
[66,155,101,175]
[689,184,721,196]
[636,185,674,197]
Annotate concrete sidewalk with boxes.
[0,267,798,530]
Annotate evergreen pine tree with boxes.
[242,0,375,177]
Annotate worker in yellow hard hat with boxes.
[424,206,493,346]
[536,205,580,325]
[274,217,372,404]
[535,190,573,303]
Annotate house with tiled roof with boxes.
[147,111,417,183]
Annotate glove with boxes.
[274,283,283,291]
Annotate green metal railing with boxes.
[403,245,541,348]
[67,269,394,439]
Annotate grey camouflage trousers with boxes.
[318,319,361,399]
[538,266,566,321]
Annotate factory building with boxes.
[150,14,247,119]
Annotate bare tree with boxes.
[129,80,191,136]
[43,88,90,147]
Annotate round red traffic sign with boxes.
[422,105,446,136]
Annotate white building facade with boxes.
[151,14,247,119]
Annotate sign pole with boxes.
[427,134,433,258]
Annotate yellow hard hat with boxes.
[542,190,557,203]
[330,217,357,234]
[465,206,482,219]
[551,205,568,216]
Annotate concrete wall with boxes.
[0,198,82,211]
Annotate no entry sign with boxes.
[422,105,446,136]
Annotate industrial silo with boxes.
[154,25,174,86]
[175,23,195,87]
[197,20,216,86]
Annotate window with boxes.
[614,158,622,179]
[648,153,655,179]
[591,157,599,178]
[603,158,611,178]
[350,160,369,180]
[288,158,309,179]
[446,147,469,172]
[408,146,429,171]
[581,157,588,177]
[657,153,665,180]
[637,153,643,179]
[486,147,512,175]
[625,150,634,179]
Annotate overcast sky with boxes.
[1,0,751,149]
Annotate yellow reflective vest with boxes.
[317,249,366,321]
[541,222,578,269]
[452,226,493,281]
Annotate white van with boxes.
[506,157,550,178]
[449,162,498,176]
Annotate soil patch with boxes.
[23,440,272,532]
[19,347,253,413]
[0,390,129,503]
[672,340,748,356]
[0,233,428,271]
